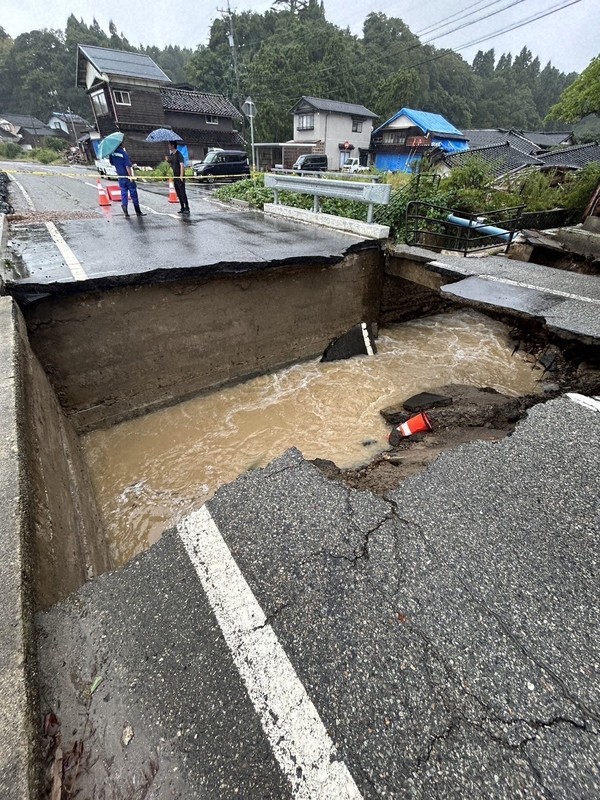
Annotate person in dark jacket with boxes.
[108,144,146,217]
[167,141,190,214]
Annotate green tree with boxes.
[472,49,495,79]
[546,56,600,123]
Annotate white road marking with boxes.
[178,506,362,800]
[431,261,600,306]
[7,173,36,210]
[361,322,374,355]
[567,393,600,412]
[481,274,600,305]
[44,222,87,281]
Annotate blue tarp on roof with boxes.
[373,108,465,139]
[432,137,469,153]
[374,152,421,173]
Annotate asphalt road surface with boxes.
[37,396,600,798]
[2,161,370,296]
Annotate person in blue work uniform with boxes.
[109,144,146,217]
[167,141,190,214]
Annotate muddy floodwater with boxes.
[83,310,542,566]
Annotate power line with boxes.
[406,0,584,70]
[415,0,526,38]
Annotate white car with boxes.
[341,158,369,174]
[95,158,117,178]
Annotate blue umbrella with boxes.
[97,131,124,159]
[145,128,183,143]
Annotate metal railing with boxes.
[405,200,525,255]
[264,173,391,223]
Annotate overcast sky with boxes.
[3,0,599,74]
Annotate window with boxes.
[90,90,109,116]
[383,131,406,145]
[113,90,131,106]
[297,114,314,131]
[206,115,219,125]
[351,119,363,133]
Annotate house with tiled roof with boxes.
[76,45,244,165]
[433,142,544,180]
[462,129,540,155]
[47,111,94,144]
[370,108,468,173]
[520,131,575,150]
[537,141,600,170]
[0,113,67,148]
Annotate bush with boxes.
[34,148,60,164]
[214,176,273,208]
[561,162,600,214]
[45,136,69,153]
[444,157,495,191]
[514,170,558,211]
[0,142,22,159]
[151,160,171,177]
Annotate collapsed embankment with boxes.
[0,243,385,797]
[2,227,599,798]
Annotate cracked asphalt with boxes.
[37,396,600,798]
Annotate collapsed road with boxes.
[0,162,599,798]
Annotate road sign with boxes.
[242,97,256,119]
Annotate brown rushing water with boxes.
[82,310,541,566]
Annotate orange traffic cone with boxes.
[398,411,433,437]
[390,411,433,441]
[168,179,179,204]
[96,178,110,207]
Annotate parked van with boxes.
[193,150,250,182]
[292,153,328,172]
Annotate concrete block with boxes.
[264,203,390,240]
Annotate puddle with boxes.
[82,309,542,566]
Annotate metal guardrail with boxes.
[405,200,525,255]
[264,174,391,223]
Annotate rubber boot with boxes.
[121,204,129,217]
[134,206,146,217]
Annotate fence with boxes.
[405,200,526,255]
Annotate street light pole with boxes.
[242,96,257,173]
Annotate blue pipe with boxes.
[447,214,510,242]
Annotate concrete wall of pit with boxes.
[23,251,383,433]
[0,296,110,799]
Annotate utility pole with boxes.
[217,1,242,110]
[67,107,79,148]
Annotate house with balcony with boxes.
[371,108,468,173]
[76,45,244,165]
[254,96,377,171]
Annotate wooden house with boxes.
[0,114,66,149]
[371,108,468,173]
[76,45,244,165]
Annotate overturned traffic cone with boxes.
[389,411,432,444]
[168,179,178,204]
[96,178,110,207]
